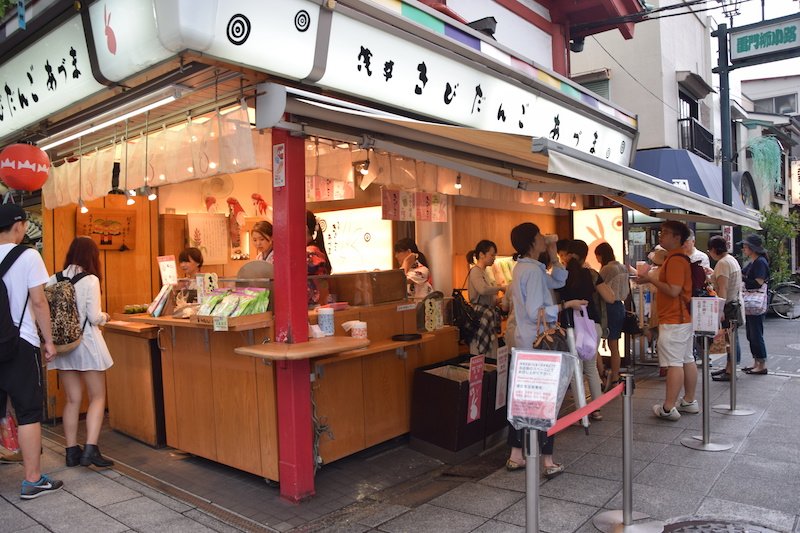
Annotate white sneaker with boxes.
[652,404,681,421]
[677,398,700,414]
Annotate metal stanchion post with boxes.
[713,320,754,416]
[525,429,539,533]
[682,336,733,451]
[593,375,664,533]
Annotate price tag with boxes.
[396,303,416,312]
[213,316,229,332]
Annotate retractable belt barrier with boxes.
[547,382,624,437]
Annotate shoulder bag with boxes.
[532,307,569,352]
[743,284,768,316]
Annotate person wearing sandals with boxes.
[47,237,114,468]
[505,223,586,477]
[708,236,743,381]
[739,234,770,375]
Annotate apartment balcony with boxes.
[678,117,715,161]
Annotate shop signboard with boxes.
[730,15,800,63]
[791,160,800,205]
[317,12,635,166]
[0,16,104,140]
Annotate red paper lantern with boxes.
[0,144,51,191]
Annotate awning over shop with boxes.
[628,148,750,213]
[282,97,762,229]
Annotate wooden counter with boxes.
[121,303,459,481]
[103,321,165,447]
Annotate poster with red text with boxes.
[467,355,485,423]
[416,191,432,221]
[508,351,562,422]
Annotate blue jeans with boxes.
[745,314,767,361]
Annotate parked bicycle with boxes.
[768,280,800,319]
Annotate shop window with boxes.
[753,94,798,115]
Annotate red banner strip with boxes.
[547,382,625,437]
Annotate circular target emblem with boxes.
[364,233,372,242]
[295,10,311,32]
[318,219,327,233]
[226,14,251,45]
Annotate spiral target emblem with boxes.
[226,14,251,45]
[295,10,311,32]
[364,233,372,242]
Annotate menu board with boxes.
[382,189,447,222]
[187,213,229,265]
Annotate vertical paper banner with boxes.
[431,193,448,222]
[415,191,432,221]
[398,190,415,221]
[495,345,509,410]
[467,354,485,424]
[382,188,400,220]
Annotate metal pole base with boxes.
[593,510,664,533]
[681,435,733,451]
[711,404,755,416]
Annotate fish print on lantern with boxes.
[443,82,458,104]
[589,132,598,154]
[414,62,428,95]
[471,84,484,114]
[383,60,394,81]
[497,104,506,122]
[573,131,582,146]
[549,115,560,140]
[357,46,373,76]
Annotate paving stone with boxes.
[606,482,701,521]
[63,472,140,507]
[428,482,523,518]
[17,526,53,533]
[538,472,620,507]
[182,509,249,533]
[738,437,800,464]
[564,452,648,481]
[102,495,185,530]
[151,516,219,532]
[18,488,128,533]
[633,461,721,495]
[548,428,610,453]
[0,497,38,531]
[650,443,735,470]
[113,474,194,513]
[726,454,800,484]
[351,502,412,528]
[708,471,800,515]
[696,497,796,533]
[379,504,485,533]
[670,429,745,452]
[627,422,687,444]
[494,496,597,533]
[470,519,525,532]
[589,436,668,462]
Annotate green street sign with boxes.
[730,15,800,63]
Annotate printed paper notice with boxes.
[467,355,485,424]
[692,297,722,336]
[157,255,178,285]
[495,345,509,410]
[187,213,229,266]
[508,350,562,421]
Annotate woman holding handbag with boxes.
[504,223,585,476]
[47,237,114,468]
[740,234,770,375]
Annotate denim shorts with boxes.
[606,301,625,340]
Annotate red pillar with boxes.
[271,129,315,502]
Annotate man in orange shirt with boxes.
[637,221,699,421]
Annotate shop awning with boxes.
[629,148,750,213]
[281,96,761,229]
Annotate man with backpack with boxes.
[636,220,699,421]
[0,204,63,499]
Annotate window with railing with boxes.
[678,117,715,161]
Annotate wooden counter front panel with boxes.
[314,357,365,463]
[104,331,159,446]
[170,328,217,460]
[209,332,262,476]
[255,359,279,481]
[159,328,179,448]
[363,349,409,447]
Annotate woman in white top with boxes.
[394,238,433,299]
[252,220,274,263]
[47,236,114,469]
[708,235,743,381]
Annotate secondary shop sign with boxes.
[508,350,563,426]
[730,14,800,63]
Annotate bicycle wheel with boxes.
[770,283,800,319]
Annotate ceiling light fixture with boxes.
[549,192,557,205]
[455,174,462,190]
[38,87,180,152]
[537,192,544,203]
[355,159,370,176]
[570,194,577,208]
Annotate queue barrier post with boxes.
[681,335,733,452]
[593,374,664,533]
[712,320,755,416]
[524,429,539,533]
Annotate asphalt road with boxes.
[739,314,800,376]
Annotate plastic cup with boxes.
[351,321,368,339]
[317,307,335,336]
[636,261,650,276]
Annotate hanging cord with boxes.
[310,380,333,475]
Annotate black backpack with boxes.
[0,245,30,363]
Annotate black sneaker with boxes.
[20,474,63,500]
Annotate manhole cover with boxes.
[787,343,800,351]
[664,520,779,532]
